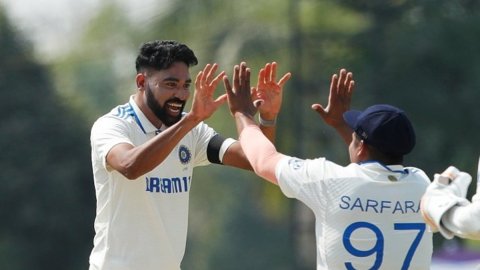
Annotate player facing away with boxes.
[89,40,290,270]
[224,62,433,270]
[421,163,480,240]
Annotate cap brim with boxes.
[343,110,362,130]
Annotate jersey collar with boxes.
[357,160,408,174]
[128,95,165,134]
[355,160,410,182]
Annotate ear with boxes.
[357,140,369,160]
[136,73,146,90]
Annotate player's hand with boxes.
[420,166,472,239]
[252,62,291,119]
[191,63,227,121]
[224,62,256,118]
[311,68,355,128]
[431,166,472,198]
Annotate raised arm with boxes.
[223,62,286,184]
[106,64,227,179]
[252,62,291,141]
[311,69,355,145]
[221,62,290,171]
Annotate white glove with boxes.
[421,167,472,239]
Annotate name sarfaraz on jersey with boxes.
[145,176,191,194]
[339,195,420,214]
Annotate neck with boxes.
[133,93,164,129]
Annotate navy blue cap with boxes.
[343,104,416,156]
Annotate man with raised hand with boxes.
[89,40,290,270]
[224,62,432,269]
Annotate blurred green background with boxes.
[1,0,480,269]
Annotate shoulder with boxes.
[91,103,135,136]
[277,156,338,179]
[405,167,429,179]
[94,103,134,124]
[403,167,431,186]
[190,119,217,138]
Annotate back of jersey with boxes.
[320,163,432,270]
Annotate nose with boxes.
[174,88,189,100]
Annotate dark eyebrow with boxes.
[162,77,192,83]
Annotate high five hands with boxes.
[224,61,291,120]
[191,63,227,121]
[253,62,291,119]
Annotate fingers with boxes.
[311,104,322,112]
[233,64,240,90]
[311,103,324,111]
[329,73,338,98]
[336,68,354,94]
[263,63,270,85]
[263,62,288,84]
[204,63,217,82]
[278,72,292,87]
[196,63,225,94]
[347,80,355,104]
[195,70,203,90]
[225,62,251,95]
[259,62,273,85]
[257,62,290,93]
[198,63,214,87]
[214,93,228,104]
[258,67,266,86]
[330,73,338,90]
[343,71,353,96]
[330,69,355,103]
[223,75,233,96]
[311,104,327,118]
[337,69,346,91]
[232,62,249,89]
[253,99,264,108]
[240,62,251,91]
[211,71,226,89]
[269,62,276,82]
[250,86,259,99]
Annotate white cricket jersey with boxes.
[276,157,433,270]
[89,96,222,270]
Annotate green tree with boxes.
[0,7,95,270]
[34,0,480,268]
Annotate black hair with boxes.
[354,133,404,165]
[135,40,198,73]
[367,146,404,165]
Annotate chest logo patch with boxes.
[179,145,191,165]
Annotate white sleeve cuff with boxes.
[219,138,237,163]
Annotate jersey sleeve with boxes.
[90,115,133,170]
[190,121,221,167]
[276,157,330,209]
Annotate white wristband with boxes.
[258,115,277,127]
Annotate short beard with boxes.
[146,84,185,127]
